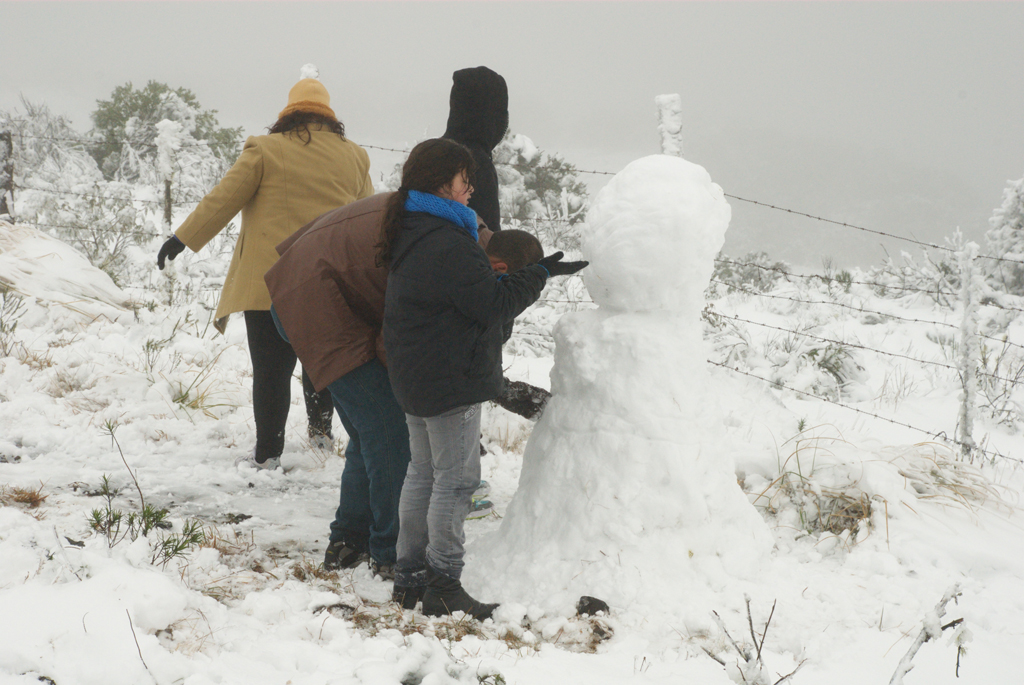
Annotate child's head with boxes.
[377,138,478,266]
[486,230,544,274]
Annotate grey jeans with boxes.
[394,403,482,585]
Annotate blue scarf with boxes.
[405,190,479,241]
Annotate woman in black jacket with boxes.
[378,138,584,619]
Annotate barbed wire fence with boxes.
[2,121,1021,466]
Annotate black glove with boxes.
[157,235,186,270]
[537,251,589,277]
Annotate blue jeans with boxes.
[271,306,410,564]
[395,403,482,585]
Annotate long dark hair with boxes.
[267,111,345,144]
[375,138,477,267]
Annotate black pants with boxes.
[244,310,334,462]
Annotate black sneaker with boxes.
[323,540,368,571]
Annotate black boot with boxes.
[392,584,426,610]
[421,565,498,620]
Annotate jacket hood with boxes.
[443,66,509,153]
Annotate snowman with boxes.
[470,155,772,615]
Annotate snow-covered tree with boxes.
[89,81,241,184]
[0,98,152,284]
[494,131,588,237]
[983,175,1024,294]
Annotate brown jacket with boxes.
[174,128,373,333]
[265,193,493,392]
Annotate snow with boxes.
[3,148,1024,685]
[0,220,130,321]
[299,64,320,81]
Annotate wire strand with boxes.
[713,279,1024,353]
[709,360,1021,464]
[715,311,1021,386]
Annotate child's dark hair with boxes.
[486,229,544,273]
[375,138,477,267]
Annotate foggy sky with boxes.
[3,2,1023,270]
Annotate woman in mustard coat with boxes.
[157,72,374,469]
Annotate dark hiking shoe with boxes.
[392,584,426,610]
[421,566,498,621]
[323,540,368,571]
[370,559,395,580]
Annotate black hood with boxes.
[443,66,509,153]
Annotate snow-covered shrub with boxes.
[983,174,1024,294]
[0,285,27,356]
[977,340,1024,428]
[712,251,789,295]
[865,247,958,306]
[746,429,1006,545]
[714,313,867,403]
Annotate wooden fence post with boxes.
[0,131,13,217]
[655,94,684,157]
[956,242,980,459]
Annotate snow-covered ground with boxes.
[1,154,1023,685]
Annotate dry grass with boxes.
[65,396,110,413]
[157,609,218,656]
[436,611,487,642]
[886,442,1014,512]
[751,427,1015,548]
[170,349,237,420]
[0,483,48,508]
[0,483,48,519]
[751,427,875,539]
[47,333,80,348]
[876,363,919,411]
[499,628,532,652]
[47,367,92,398]
[497,422,530,453]
[15,346,54,370]
[290,557,340,583]
[200,526,257,557]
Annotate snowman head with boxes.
[583,155,731,313]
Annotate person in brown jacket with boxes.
[156,69,374,469]
[265,191,497,576]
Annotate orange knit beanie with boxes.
[278,67,336,120]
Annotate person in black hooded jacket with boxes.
[377,138,586,620]
[443,66,554,427]
[443,66,508,235]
